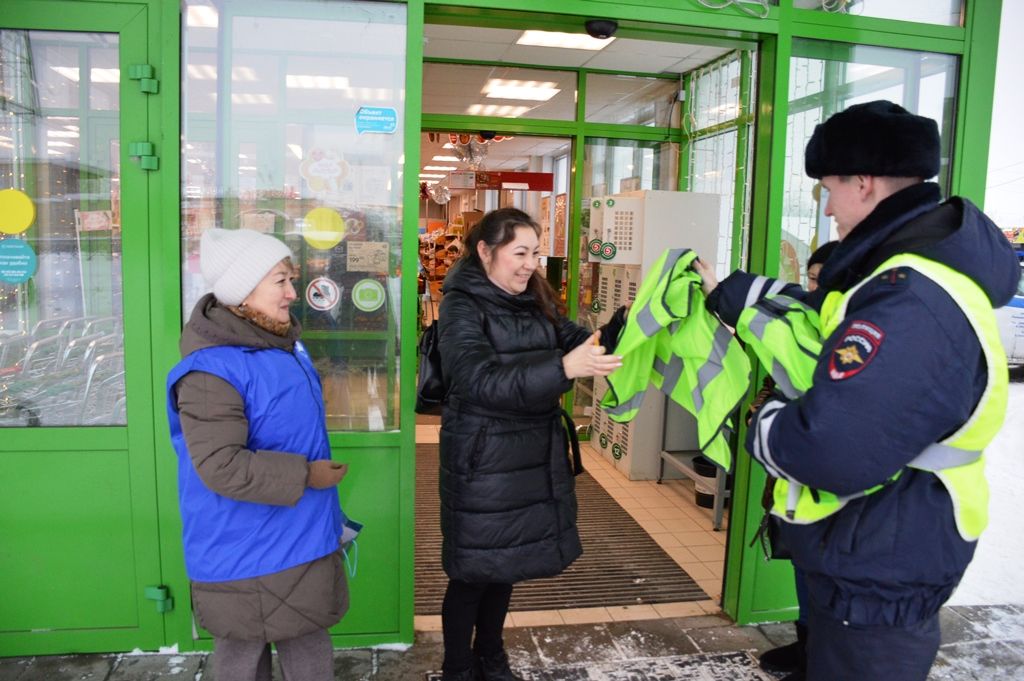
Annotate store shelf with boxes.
[658,449,730,531]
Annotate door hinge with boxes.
[128,64,159,94]
[144,585,174,613]
[129,142,159,171]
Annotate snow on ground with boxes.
[948,381,1024,606]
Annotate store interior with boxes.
[413,17,754,623]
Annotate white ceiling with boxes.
[423,24,730,73]
[420,24,732,180]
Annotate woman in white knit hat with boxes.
[166,228,355,681]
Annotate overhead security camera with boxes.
[584,19,618,40]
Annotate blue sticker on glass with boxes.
[355,106,398,134]
[0,238,37,284]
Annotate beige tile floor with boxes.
[414,423,726,631]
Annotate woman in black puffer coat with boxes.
[437,208,625,681]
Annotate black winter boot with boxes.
[440,667,479,681]
[476,650,524,681]
[759,622,807,674]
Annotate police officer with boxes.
[694,100,1020,680]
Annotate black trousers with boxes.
[806,603,940,681]
[441,579,514,673]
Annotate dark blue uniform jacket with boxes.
[709,182,1020,627]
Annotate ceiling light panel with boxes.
[516,30,615,51]
[483,79,561,101]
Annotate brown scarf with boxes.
[226,304,292,337]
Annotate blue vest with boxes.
[167,341,344,582]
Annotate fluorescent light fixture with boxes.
[47,141,73,148]
[186,5,219,28]
[287,144,303,160]
[502,182,530,190]
[47,130,79,138]
[432,155,460,162]
[231,93,273,104]
[239,166,258,171]
[466,104,532,118]
[424,165,457,171]
[516,30,614,51]
[51,67,119,83]
[419,173,446,179]
[286,74,351,90]
[483,79,560,102]
[443,143,455,149]
[188,65,259,81]
[423,180,439,185]
[90,68,120,83]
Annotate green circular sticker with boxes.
[611,443,623,460]
[588,238,603,255]
[606,199,615,207]
[599,433,609,449]
[600,242,617,260]
[351,278,386,312]
[590,299,603,313]
[592,200,601,209]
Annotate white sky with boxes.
[985,1,1024,229]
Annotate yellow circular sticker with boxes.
[0,189,36,234]
[302,207,346,250]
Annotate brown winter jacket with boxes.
[175,294,349,641]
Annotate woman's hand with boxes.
[691,256,719,296]
[307,460,348,489]
[562,331,623,379]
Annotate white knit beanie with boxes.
[200,228,294,306]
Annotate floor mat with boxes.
[424,651,773,680]
[415,444,708,614]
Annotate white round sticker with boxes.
[305,276,341,311]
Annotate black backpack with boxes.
[415,322,445,415]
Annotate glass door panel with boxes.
[181,0,407,432]
[0,1,164,654]
[0,30,125,427]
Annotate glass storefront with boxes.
[779,41,958,284]
[181,0,407,431]
[0,30,125,427]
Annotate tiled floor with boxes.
[414,422,727,632]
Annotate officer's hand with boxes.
[562,331,623,379]
[692,257,719,296]
[307,460,349,489]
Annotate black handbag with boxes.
[415,322,446,415]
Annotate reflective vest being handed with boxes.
[601,248,751,471]
[736,254,1008,541]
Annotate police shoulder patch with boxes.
[829,320,884,380]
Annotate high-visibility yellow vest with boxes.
[736,254,1008,541]
[601,248,751,471]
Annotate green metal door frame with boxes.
[0,0,1005,658]
[0,0,166,655]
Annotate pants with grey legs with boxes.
[213,628,334,681]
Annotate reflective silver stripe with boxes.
[635,304,661,336]
[657,355,685,398]
[690,324,733,412]
[745,308,770,341]
[605,390,647,416]
[753,404,786,480]
[767,279,788,297]
[908,442,981,471]
[745,275,769,308]
[770,359,801,399]
[635,249,691,336]
[786,482,803,520]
